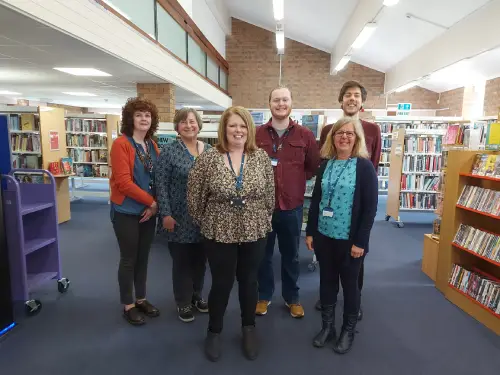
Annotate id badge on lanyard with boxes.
[323,159,351,218]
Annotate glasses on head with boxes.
[334,131,356,138]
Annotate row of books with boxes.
[378,179,388,190]
[449,264,499,316]
[10,133,41,153]
[404,136,442,154]
[8,114,39,132]
[380,152,391,163]
[453,224,500,263]
[458,185,500,217]
[378,166,389,177]
[66,118,107,133]
[400,175,439,192]
[66,134,107,148]
[402,155,442,173]
[381,139,392,149]
[73,164,109,178]
[11,154,41,169]
[471,154,500,178]
[68,149,108,164]
[400,192,437,210]
[378,122,395,134]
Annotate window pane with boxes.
[105,0,155,39]
[157,3,187,61]
[207,56,219,84]
[220,69,228,91]
[188,35,206,76]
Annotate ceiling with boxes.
[0,4,225,111]
[227,0,497,93]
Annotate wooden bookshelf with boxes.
[436,150,500,335]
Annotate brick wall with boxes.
[137,83,176,122]
[227,19,439,110]
[435,87,464,117]
[484,77,500,117]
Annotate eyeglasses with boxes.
[334,131,356,138]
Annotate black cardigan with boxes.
[305,157,378,253]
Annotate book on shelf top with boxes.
[471,153,500,178]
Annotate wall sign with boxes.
[396,103,412,117]
[49,131,59,151]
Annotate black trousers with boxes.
[112,211,157,305]
[168,242,207,308]
[314,233,364,315]
[204,237,266,334]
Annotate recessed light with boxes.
[62,92,98,97]
[54,68,112,77]
[182,105,203,109]
[0,90,22,95]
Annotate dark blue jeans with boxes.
[258,206,302,304]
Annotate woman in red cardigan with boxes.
[109,97,160,326]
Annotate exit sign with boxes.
[397,103,412,116]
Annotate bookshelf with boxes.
[385,127,446,227]
[435,150,500,335]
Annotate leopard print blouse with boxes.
[187,147,275,244]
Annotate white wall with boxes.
[192,0,227,58]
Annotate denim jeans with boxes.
[258,206,302,304]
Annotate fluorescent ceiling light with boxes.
[352,23,377,49]
[383,0,400,6]
[335,55,351,71]
[276,31,285,50]
[54,68,112,77]
[62,92,98,97]
[395,81,419,92]
[182,105,202,109]
[430,60,485,86]
[273,0,284,20]
[0,90,21,95]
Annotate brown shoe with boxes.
[256,300,271,316]
[286,303,305,318]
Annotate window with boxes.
[220,69,228,91]
[104,0,155,39]
[156,3,187,61]
[206,56,219,84]
[188,35,206,76]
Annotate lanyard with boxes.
[179,139,199,161]
[325,158,352,207]
[227,152,245,191]
[268,127,290,153]
[132,138,153,175]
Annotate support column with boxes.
[137,83,176,123]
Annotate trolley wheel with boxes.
[397,222,405,228]
[308,263,317,272]
[25,299,42,316]
[57,278,70,293]
[385,215,390,221]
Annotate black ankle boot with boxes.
[333,314,358,354]
[242,326,259,360]
[313,304,336,348]
[204,331,221,362]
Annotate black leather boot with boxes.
[312,304,336,348]
[333,314,358,354]
[204,331,221,362]
[242,326,259,360]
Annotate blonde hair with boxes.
[320,117,369,159]
[216,106,258,153]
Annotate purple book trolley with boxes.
[1,169,70,316]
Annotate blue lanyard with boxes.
[179,139,199,162]
[227,152,245,191]
[325,158,352,207]
[268,127,290,153]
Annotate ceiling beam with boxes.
[385,0,500,93]
[330,0,385,75]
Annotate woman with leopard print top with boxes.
[187,106,274,362]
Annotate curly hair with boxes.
[120,97,159,138]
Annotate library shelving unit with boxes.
[385,126,447,228]
[435,150,500,335]
[1,106,72,223]
[65,113,120,201]
[1,169,70,316]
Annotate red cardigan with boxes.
[109,135,160,207]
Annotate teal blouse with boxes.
[318,158,357,240]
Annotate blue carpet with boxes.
[0,197,499,375]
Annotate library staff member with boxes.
[110,97,160,326]
[187,106,275,362]
[306,117,378,354]
[156,108,210,323]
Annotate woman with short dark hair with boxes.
[306,116,378,354]
[110,97,160,326]
[156,107,211,323]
